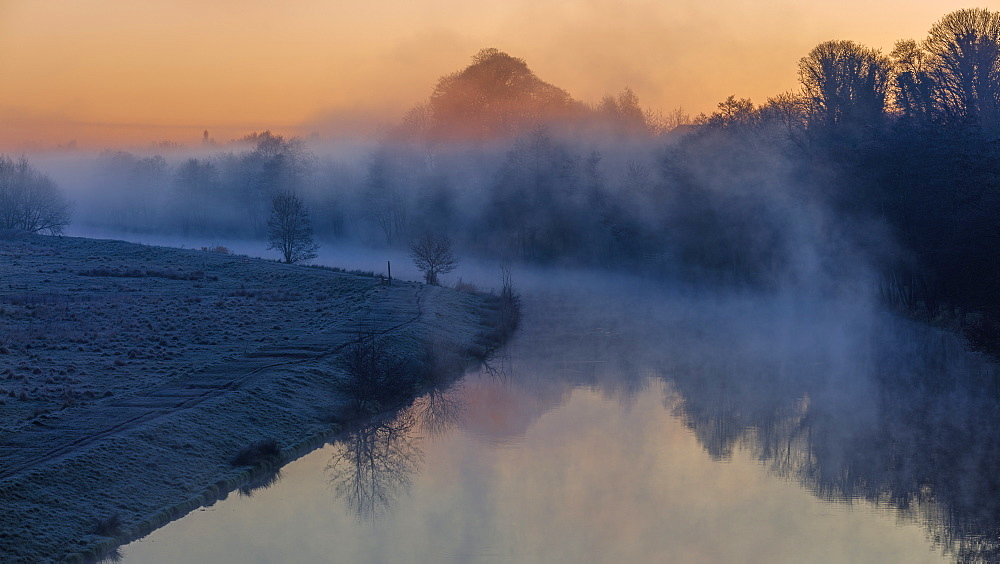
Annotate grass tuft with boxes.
[230,438,282,468]
[93,513,122,537]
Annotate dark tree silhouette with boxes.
[924,8,1000,130]
[597,87,650,137]
[428,48,580,140]
[0,155,71,235]
[697,95,758,129]
[410,232,458,285]
[172,158,221,234]
[889,39,936,122]
[266,192,318,264]
[364,151,407,245]
[798,40,891,132]
[336,332,412,414]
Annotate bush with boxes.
[418,339,466,386]
[93,513,122,537]
[335,332,413,412]
[230,438,282,468]
[454,277,478,293]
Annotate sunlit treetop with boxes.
[422,48,584,141]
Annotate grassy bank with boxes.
[0,233,514,562]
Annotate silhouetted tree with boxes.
[889,39,935,122]
[428,48,580,140]
[410,232,458,285]
[598,87,650,137]
[924,8,1000,131]
[799,40,891,133]
[336,332,413,413]
[757,92,809,141]
[487,129,583,260]
[364,151,407,245]
[94,151,168,231]
[696,95,758,129]
[172,158,220,234]
[0,155,71,235]
[266,192,318,264]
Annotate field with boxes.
[0,232,502,561]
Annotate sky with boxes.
[0,0,986,150]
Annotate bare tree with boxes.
[924,8,1000,128]
[410,232,458,285]
[0,156,71,235]
[696,95,758,129]
[798,40,891,131]
[364,152,407,245]
[266,192,318,264]
[889,39,936,122]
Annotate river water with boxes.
[117,270,1000,563]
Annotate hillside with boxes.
[0,232,506,561]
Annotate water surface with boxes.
[121,280,1000,562]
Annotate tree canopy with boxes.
[798,40,891,133]
[427,48,581,140]
[924,8,1000,130]
[0,156,71,235]
[267,192,318,264]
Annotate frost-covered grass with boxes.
[0,234,378,430]
[0,233,505,561]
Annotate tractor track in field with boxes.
[0,283,425,483]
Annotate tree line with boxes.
[8,8,1000,321]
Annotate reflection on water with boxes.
[326,409,423,522]
[122,283,1000,562]
[657,308,1000,562]
[324,384,469,522]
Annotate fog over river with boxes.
[92,232,999,563]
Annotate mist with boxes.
[8,15,1000,559]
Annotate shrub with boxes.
[418,339,466,386]
[237,469,283,497]
[230,438,282,468]
[335,332,413,412]
[93,513,122,537]
[454,277,478,293]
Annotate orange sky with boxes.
[0,1,985,150]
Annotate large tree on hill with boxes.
[924,8,1000,131]
[799,40,891,133]
[267,192,318,264]
[428,48,581,140]
[0,156,71,235]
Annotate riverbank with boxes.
[0,233,507,562]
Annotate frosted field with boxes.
[0,232,500,561]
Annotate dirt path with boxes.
[0,282,425,483]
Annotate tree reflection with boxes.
[326,408,423,522]
[413,386,465,437]
[664,319,1000,561]
[325,378,469,521]
[481,349,513,384]
[237,469,283,498]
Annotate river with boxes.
[115,266,999,563]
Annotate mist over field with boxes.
[6,6,1000,562]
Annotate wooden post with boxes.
[387,261,392,284]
